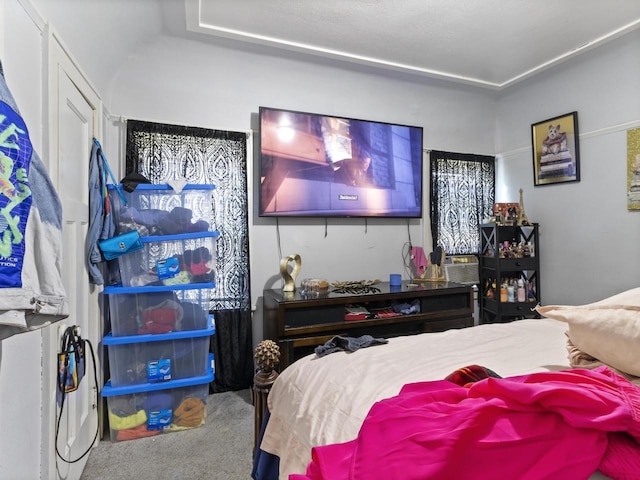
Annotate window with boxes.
[429,151,495,255]
[125,120,253,392]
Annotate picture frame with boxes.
[493,202,519,225]
[531,111,580,186]
[628,127,640,211]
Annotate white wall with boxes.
[495,29,640,305]
[103,35,498,342]
[0,1,46,478]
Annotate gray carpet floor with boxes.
[80,389,255,480]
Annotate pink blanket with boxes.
[291,366,640,480]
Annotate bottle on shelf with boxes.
[500,282,508,303]
[507,283,515,302]
[517,278,526,302]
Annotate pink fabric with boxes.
[411,246,428,276]
[600,432,640,479]
[189,260,210,276]
[290,367,640,480]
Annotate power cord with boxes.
[404,219,416,280]
[402,242,414,280]
[55,326,100,464]
[406,218,413,248]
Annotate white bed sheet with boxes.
[260,318,610,479]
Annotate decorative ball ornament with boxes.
[280,254,301,292]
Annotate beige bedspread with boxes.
[261,318,604,479]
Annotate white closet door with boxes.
[41,28,102,480]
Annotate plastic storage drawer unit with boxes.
[101,356,214,442]
[103,319,215,387]
[105,283,214,336]
[117,231,219,287]
[108,183,216,236]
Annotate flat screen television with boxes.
[258,106,424,218]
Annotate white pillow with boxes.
[535,287,640,376]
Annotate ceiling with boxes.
[183,0,640,90]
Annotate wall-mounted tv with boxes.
[258,106,424,218]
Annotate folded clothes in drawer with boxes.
[105,284,214,336]
[117,231,219,287]
[101,356,214,442]
[103,319,215,387]
[108,183,215,236]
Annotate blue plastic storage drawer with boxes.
[103,318,215,387]
[104,283,214,337]
[108,183,215,236]
[102,355,215,442]
[116,231,219,287]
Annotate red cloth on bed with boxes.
[290,366,640,480]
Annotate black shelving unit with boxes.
[479,223,540,324]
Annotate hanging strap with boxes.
[58,328,80,394]
[93,137,127,207]
[55,326,99,464]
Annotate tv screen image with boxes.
[259,106,424,218]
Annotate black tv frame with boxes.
[258,106,424,219]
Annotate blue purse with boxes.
[98,230,143,261]
[94,138,141,261]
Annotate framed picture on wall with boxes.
[493,202,519,225]
[531,111,580,186]
[628,128,640,211]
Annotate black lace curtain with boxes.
[429,150,495,255]
[125,120,253,392]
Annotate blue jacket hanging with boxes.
[86,138,118,285]
[0,60,68,340]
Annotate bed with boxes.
[253,287,640,480]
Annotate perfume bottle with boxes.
[517,279,526,302]
[500,282,508,303]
